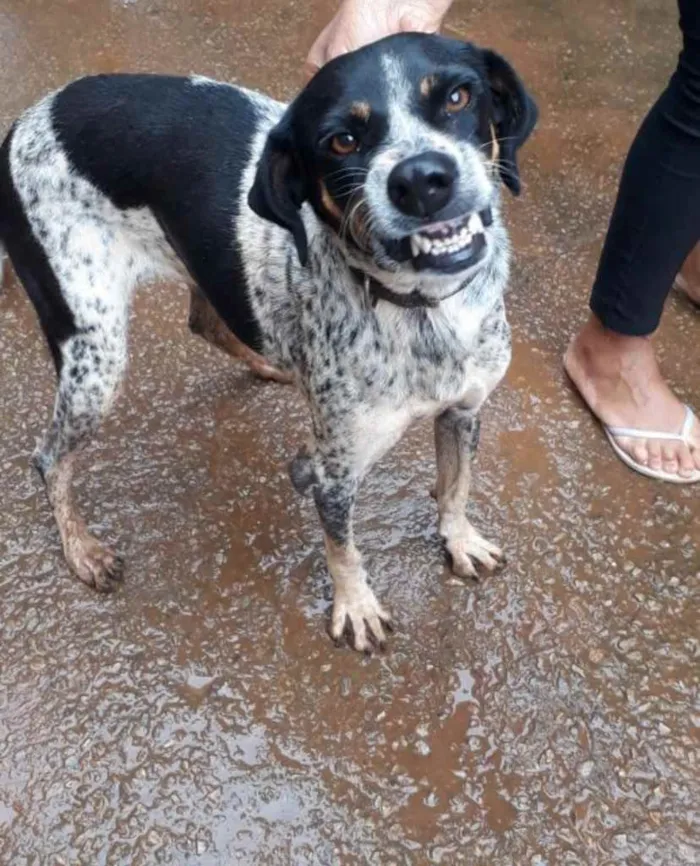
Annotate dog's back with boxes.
[0,75,283,355]
[52,74,258,211]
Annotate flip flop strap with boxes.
[681,405,695,439]
[607,405,695,443]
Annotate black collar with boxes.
[350,267,440,309]
[350,267,483,310]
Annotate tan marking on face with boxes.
[349,199,371,250]
[420,75,438,98]
[319,180,344,223]
[350,101,371,120]
[490,122,500,164]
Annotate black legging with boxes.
[590,0,700,336]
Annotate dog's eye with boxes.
[446,85,470,114]
[330,133,359,156]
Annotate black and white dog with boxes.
[0,33,536,651]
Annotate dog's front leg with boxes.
[434,407,506,579]
[313,473,391,652]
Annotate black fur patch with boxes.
[314,482,354,545]
[51,75,265,351]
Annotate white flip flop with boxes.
[604,404,700,484]
[674,274,700,307]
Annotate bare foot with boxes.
[675,242,700,305]
[564,315,700,480]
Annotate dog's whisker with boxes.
[489,159,524,187]
[325,167,370,182]
[333,182,367,197]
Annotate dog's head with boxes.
[249,33,537,293]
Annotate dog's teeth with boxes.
[411,226,483,257]
[413,235,429,254]
[468,212,484,235]
[408,217,482,259]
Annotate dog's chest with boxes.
[333,295,511,409]
[333,300,511,476]
[240,220,510,413]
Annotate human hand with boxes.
[304,0,453,79]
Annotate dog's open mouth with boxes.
[383,207,492,274]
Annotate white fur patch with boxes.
[10,94,185,335]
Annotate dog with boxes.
[0,33,537,652]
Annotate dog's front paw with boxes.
[444,523,506,579]
[330,582,392,653]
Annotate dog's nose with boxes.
[388,152,457,218]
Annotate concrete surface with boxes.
[0,1,698,864]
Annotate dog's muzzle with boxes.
[382,205,493,275]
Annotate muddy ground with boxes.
[0,0,698,864]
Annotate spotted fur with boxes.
[0,33,536,650]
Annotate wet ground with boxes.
[0,0,698,863]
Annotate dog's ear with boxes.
[248,117,309,266]
[482,49,538,196]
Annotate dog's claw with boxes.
[444,523,505,581]
[107,555,125,581]
[330,585,391,653]
[450,550,479,580]
[67,535,124,593]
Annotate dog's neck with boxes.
[348,266,490,310]
[349,267,441,309]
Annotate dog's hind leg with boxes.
[34,317,129,592]
[188,285,293,384]
[434,407,505,579]
[1,195,128,589]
